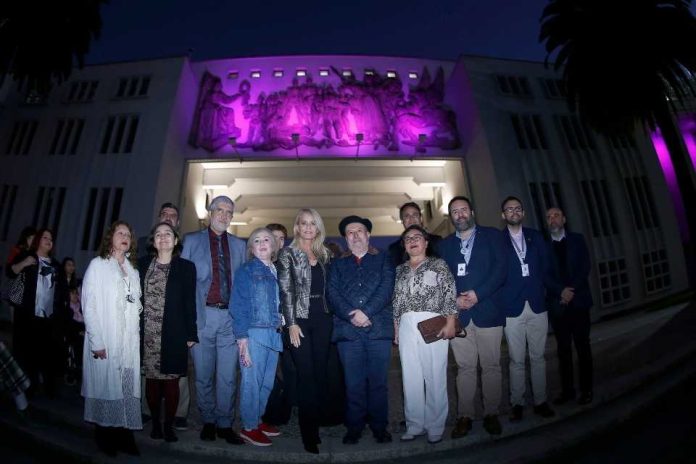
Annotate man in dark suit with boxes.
[437,196,507,437]
[545,207,594,406]
[496,196,554,422]
[388,202,441,267]
[181,196,246,443]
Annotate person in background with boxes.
[266,223,288,253]
[6,226,36,267]
[232,227,283,447]
[63,285,85,386]
[388,202,441,267]
[392,225,458,444]
[8,228,61,398]
[138,222,198,443]
[81,221,142,457]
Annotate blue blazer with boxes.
[181,228,247,329]
[545,232,594,311]
[437,226,507,328]
[494,227,551,318]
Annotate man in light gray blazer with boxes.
[181,195,246,444]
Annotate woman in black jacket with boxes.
[8,228,62,397]
[138,222,198,442]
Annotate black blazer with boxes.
[138,255,198,376]
[546,232,594,310]
[8,251,62,318]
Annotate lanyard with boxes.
[509,230,526,264]
[459,227,477,265]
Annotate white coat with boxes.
[81,256,142,401]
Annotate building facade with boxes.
[0,54,688,316]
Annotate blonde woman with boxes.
[277,209,332,454]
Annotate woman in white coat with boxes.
[82,221,142,457]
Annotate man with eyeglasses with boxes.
[388,202,441,267]
[495,196,555,423]
[182,196,246,444]
[436,196,506,437]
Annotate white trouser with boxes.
[504,301,548,406]
[398,311,449,438]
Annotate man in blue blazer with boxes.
[437,196,506,437]
[496,196,554,422]
[181,196,246,444]
[545,207,594,406]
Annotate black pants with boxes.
[14,313,57,397]
[290,310,333,445]
[549,305,593,396]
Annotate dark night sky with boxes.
[85,0,551,64]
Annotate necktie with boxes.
[217,235,230,304]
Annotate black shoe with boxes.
[174,417,188,431]
[509,405,523,422]
[164,422,178,443]
[342,430,361,445]
[577,392,593,405]
[304,443,319,454]
[374,430,392,443]
[533,402,555,418]
[118,429,140,456]
[553,392,575,406]
[150,421,163,440]
[483,415,502,435]
[95,426,117,457]
[200,423,216,441]
[451,417,472,439]
[217,427,245,445]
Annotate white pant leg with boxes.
[419,318,449,437]
[504,306,529,407]
[399,312,426,434]
[524,304,549,405]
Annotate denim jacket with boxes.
[230,257,281,339]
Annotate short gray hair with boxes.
[208,195,235,212]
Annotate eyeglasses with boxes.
[404,234,425,244]
[503,206,523,213]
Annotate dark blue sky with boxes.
[86,0,551,64]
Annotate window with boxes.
[32,186,67,234]
[66,80,99,103]
[49,118,85,155]
[580,179,619,237]
[642,249,671,294]
[528,182,565,231]
[608,134,637,150]
[99,114,140,154]
[623,175,660,230]
[510,114,548,149]
[0,184,18,241]
[5,120,38,155]
[273,70,284,77]
[294,70,305,77]
[496,75,532,97]
[250,71,261,78]
[114,76,151,98]
[80,187,124,251]
[557,115,596,150]
[598,258,631,306]
[540,78,566,99]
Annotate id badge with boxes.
[521,263,529,277]
[457,263,467,276]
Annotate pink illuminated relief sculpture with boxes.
[188,67,461,154]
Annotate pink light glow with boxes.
[678,115,696,171]
[650,130,688,240]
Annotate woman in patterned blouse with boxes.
[392,224,458,445]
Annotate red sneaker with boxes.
[240,428,272,446]
[259,422,281,437]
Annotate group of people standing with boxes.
[1,192,594,457]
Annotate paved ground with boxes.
[1,296,694,463]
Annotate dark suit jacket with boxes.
[545,232,593,311]
[437,226,506,328]
[8,251,62,318]
[494,227,551,318]
[138,255,199,376]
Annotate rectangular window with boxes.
[0,184,19,241]
[5,120,38,155]
[80,187,124,251]
[495,75,532,97]
[580,179,619,237]
[540,78,567,99]
[598,258,631,307]
[65,80,99,103]
[99,114,140,153]
[510,114,548,150]
[623,175,660,231]
[557,115,596,150]
[642,249,671,294]
[529,181,565,231]
[114,76,152,99]
[31,186,67,235]
[49,118,85,155]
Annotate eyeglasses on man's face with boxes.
[503,206,523,214]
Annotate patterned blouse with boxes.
[392,257,458,323]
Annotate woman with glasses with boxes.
[392,224,458,445]
[81,221,142,457]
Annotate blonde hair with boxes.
[246,228,278,262]
[290,208,330,264]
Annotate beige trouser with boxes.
[449,321,503,418]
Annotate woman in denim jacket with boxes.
[230,228,283,446]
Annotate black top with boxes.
[552,238,570,284]
[308,263,325,316]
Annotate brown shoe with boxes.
[451,417,472,439]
